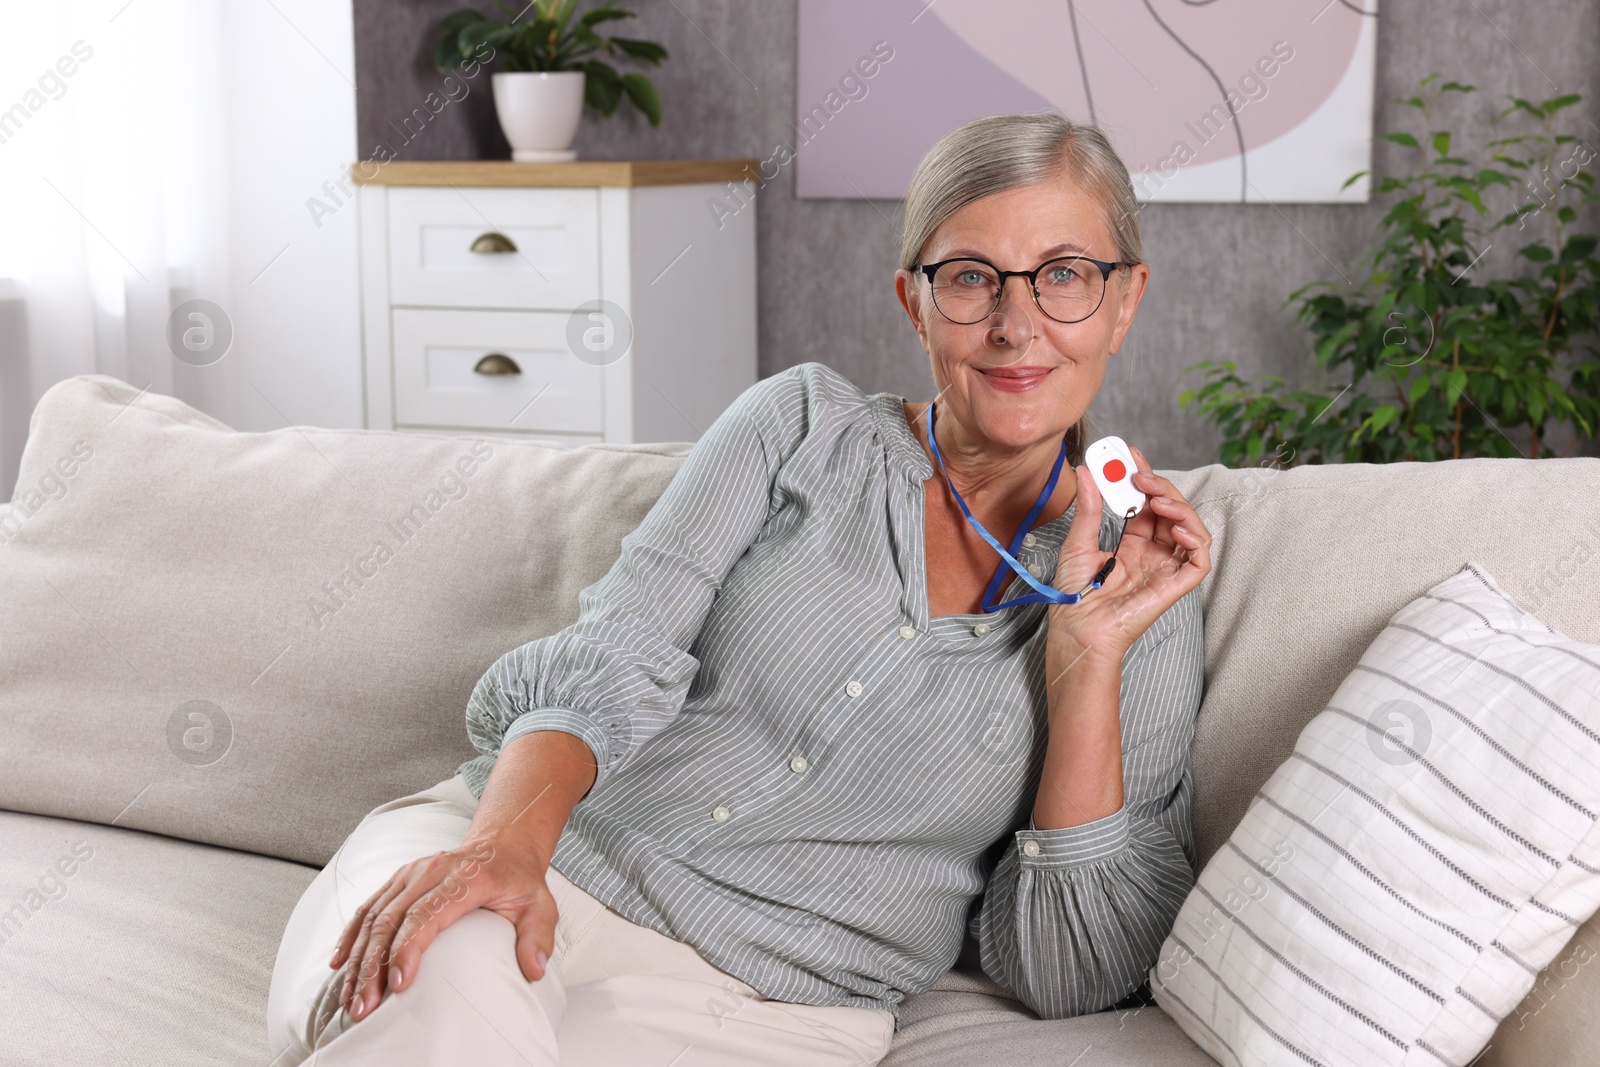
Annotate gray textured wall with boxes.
[353,1,1600,467]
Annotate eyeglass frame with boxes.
[912,253,1135,325]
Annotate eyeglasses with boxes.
[913,254,1133,325]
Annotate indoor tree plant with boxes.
[1179,74,1599,466]
[436,0,667,161]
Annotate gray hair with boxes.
[898,111,1142,273]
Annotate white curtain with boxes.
[0,0,360,498]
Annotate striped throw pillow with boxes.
[1150,561,1600,1067]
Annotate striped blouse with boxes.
[458,361,1206,1029]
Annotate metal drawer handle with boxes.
[469,231,518,254]
[473,353,521,375]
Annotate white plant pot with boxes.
[491,71,586,162]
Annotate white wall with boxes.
[0,0,362,499]
[200,0,363,434]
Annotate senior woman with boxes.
[266,110,1211,1067]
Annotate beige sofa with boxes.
[1,373,1595,1066]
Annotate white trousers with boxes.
[267,773,897,1067]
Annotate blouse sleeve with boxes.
[457,366,811,799]
[967,586,1205,1019]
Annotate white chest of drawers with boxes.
[354,159,759,445]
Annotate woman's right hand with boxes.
[328,831,559,1022]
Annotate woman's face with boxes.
[894,172,1150,455]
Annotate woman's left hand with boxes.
[1046,443,1211,667]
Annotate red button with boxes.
[1102,458,1127,483]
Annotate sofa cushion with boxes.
[0,809,317,1066]
[0,375,689,868]
[883,970,1218,1066]
[1152,561,1600,1066]
[1162,456,1600,1067]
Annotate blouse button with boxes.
[845,680,864,698]
[711,806,731,822]
[789,755,810,773]
[1022,533,1038,548]
[972,623,992,637]
[1021,839,1042,857]
[897,624,917,640]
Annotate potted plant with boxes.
[1179,74,1599,465]
[436,0,668,162]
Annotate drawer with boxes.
[391,309,604,433]
[386,186,600,309]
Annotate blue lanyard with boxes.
[924,400,1111,612]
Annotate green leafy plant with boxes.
[1179,73,1600,466]
[436,0,667,127]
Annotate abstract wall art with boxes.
[794,0,1379,203]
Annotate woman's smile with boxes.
[976,364,1056,392]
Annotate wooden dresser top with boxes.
[351,159,760,188]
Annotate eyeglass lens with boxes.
[929,258,1104,324]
